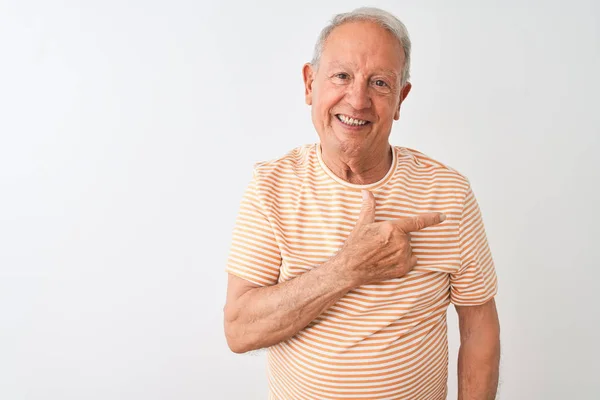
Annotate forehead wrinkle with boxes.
[324,60,355,71]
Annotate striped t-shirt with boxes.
[226,143,498,400]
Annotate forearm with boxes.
[224,256,353,353]
[457,332,500,400]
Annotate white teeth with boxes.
[338,114,367,126]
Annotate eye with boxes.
[334,73,350,80]
[374,79,388,87]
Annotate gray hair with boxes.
[311,7,412,85]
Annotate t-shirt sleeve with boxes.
[450,184,498,306]
[225,170,282,287]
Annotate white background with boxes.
[1,0,599,399]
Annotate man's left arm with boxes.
[455,298,500,400]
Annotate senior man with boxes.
[224,7,500,400]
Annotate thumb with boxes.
[356,190,376,226]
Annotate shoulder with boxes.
[394,145,471,189]
[252,143,315,184]
[248,143,316,208]
[247,143,316,211]
[394,146,471,197]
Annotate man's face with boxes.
[303,20,411,158]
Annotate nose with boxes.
[345,79,371,110]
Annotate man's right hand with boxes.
[334,190,446,288]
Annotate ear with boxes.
[302,63,315,105]
[394,82,412,120]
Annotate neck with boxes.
[320,143,393,185]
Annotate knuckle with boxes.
[380,220,393,231]
[379,221,394,237]
[362,203,374,213]
[411,255,419,266]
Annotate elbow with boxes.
[223,305,253,354]
[224,326,251,354]
[226,340,249,354]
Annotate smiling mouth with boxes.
[336,114,371,127]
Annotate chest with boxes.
[270,187,462,283]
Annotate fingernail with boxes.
[362,190,368,200]
[440,213,446,222]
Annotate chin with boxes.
[333,135,368,156]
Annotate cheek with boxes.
[374,98,399,123]
[315,84,344,114]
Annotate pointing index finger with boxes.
[396,213,446,233]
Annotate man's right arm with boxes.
[223,254,353,353]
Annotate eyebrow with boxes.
[325,61,400,80]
